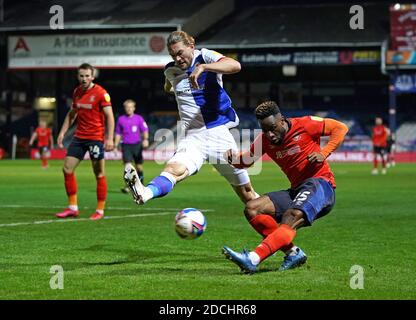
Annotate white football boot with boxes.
[124,163,145,204]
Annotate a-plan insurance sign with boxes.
[8,33,172,69]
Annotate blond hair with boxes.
[123,99,136,107]
[167,31,195,47]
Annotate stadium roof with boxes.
[198,3,390,48]
[0,0,203,31]
[1,1,391,48]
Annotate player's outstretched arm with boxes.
[312,118,349,162]
[164,78,174,94]
[57,109,77,148]
[226,133,265,168]
[103,106,115,151]
[189,57,241,89]
[201,57,241,75]
[225,149,256,169]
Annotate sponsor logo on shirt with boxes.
[77,103,93,109]
[310,116,323,122]
[275,145,301,159]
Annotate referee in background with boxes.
[115,99,149,193]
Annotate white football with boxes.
[175,208,207,239]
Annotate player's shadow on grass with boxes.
[77,245,288,275]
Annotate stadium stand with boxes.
[198,2,390,48]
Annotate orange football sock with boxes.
[68,195,77,207]
[41,158,48,167]
[96,176,107,212]
[254,224,296,262]
[250,215,295,253]
[249,214,278,238]
[64,172,77,207]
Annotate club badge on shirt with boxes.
[104,93,111,102]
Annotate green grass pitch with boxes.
[0,159,415,299]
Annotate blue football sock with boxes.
[147,173,175,198]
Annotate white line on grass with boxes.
[0,204,195,211]
[0,212,176,228]
[0,206,214,228]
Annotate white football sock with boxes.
[68,205,78,211]
[248,252,260,266]
[286,246,299,256]
[142,187,154,202]
[160,171,177,186]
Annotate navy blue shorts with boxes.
[267,177,336,226]
[66,137,104,161]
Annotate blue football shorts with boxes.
[267,177,336,226]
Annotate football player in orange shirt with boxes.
[223,101,348,273]
[372,117,389,175]
[56,63,115,220]
[29,119,53,169]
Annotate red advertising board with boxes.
[30,149,416,163]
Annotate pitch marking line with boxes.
[0,206,214,228]
[0,204,196,211]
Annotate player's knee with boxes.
[62,165,73,174]
[165,163,188,180]
[244,200,261,220]
[281,209,304,228]
[95,172,105,178]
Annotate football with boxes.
[175,208,207,239]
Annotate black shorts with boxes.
[267,178,336,226]
[386,141,394,153]
[38,146,49,155]
[67,137,104,160]
[373,146,386,155]
[122,143,143,164]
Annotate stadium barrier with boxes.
[30,149,416,162]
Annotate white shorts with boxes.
[167,125,250,186]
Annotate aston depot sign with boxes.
[8,33,172,69]
[238,50,380,66]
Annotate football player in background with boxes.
[372,117,389,175]
[55,63,115,220]
[223,101,348,273]
[29,119,53,169]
